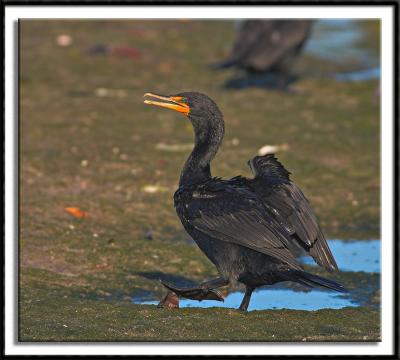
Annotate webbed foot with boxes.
[160,280,224,301]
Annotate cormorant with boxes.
[143,91,346,311]
[213,20,313,89]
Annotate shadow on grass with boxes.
[136,271,198,287]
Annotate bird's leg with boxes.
[238,286,255,311]
[159,277,229,302]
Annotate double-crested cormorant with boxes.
[213,20,313,89]
[144,91,346,311]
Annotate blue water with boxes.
[134,239,380,311]
[334,67,380,82]
[301,239,380,273]
[304,19,380,82]
[305,19,378,67]
[137,289,355,311]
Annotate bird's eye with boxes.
[179,98,188,104]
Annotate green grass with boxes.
[21,299,380,342]
[19,20,380,341]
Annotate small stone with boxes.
[143,185,158,193]
[95,88,108,97]
[112,147,120,154]
[352,200,359,206]
[56,35,72,47]
[156,142,193,152]
[231,138,240,146]
[95,88,126,98]
[258,143,290,156]
[68,224,75,230]
[63,324,68,328]
[142,185,168,193]
[258,145,279,155]
[80,159,89,167]
[93,233,99,238]
[120,154,128,160]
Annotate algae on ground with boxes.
[20,284,380,342]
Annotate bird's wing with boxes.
[248,154,338,271]
[179,179,303,270]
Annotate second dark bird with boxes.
[213,20,314,90]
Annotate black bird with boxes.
[213,20,313,89]
[143,92,345,311]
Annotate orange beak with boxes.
[143,93,190,116]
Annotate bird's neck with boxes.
[179,115,224,186]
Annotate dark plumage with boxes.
[213,20,313,89]
[144,91,345,311]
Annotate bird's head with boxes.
[144,92,223,131]
[144,91,225,165]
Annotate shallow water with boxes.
[334,67,380,82]
[136,289,355,312]
[301,239,380,273]
[134,239,380,311]
[305,19,379,67]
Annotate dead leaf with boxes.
[65,207,88,218]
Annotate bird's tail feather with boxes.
[284,270,348,293]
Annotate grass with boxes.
[21,299,379,342]
[19,19,380,342]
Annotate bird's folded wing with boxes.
[266,184,337,271]
[248,154,338,271]
[185,184,303,270]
